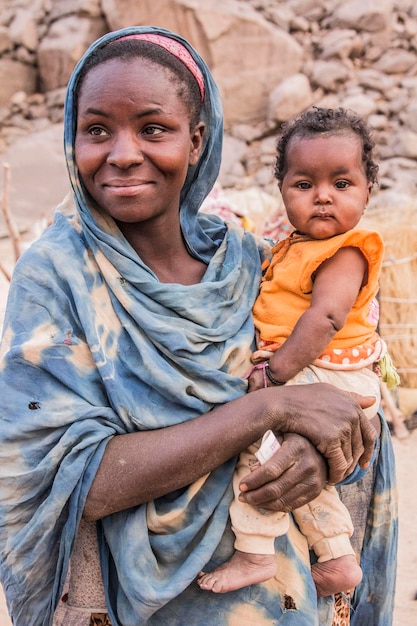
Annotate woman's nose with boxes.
[107,132,144,168]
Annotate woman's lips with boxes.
[103,181,152,196]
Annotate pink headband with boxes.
[116,33,205,102]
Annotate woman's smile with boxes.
[102,179,154,196]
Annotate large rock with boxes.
[0,59,36,106]
[9,9,38,51]
[307,59,351,91]
[341,93,378,117]
[49,0,103,20]
[329,0,393,32]
[0,26,13,55]
[267,73,314,124]
[101,0,304,127]
[390,129,417,159]
[373,48,417,74]
[318,28,363,60]
[0,124,68,248]
[37,16,108,91]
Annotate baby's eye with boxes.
[297,181,311,190]
[88,126,108,137]
[335,180,349,189]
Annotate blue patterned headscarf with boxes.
[0,26,270,625]
[64,25,228,264]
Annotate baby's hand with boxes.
[247,368,266,392]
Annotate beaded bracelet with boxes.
[244,361,285,388]
[264,362,286,386]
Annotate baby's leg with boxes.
[197,551,277,593]
[286,366,380,595]
[312,554,362,597]
[198,439,287,593]
[294,485,362,597]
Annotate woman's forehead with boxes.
[76,58,193,123]
[78,57,175,101]
[82,55,166,81]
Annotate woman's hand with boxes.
[239,432,327,511]
[239,381,377,511]
[260,383,376,485]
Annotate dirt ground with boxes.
[0,126,416,625]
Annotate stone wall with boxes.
[1,0,417,208]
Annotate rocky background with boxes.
[1,0,417,209]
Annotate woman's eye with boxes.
[88,126,107,137]
[143,125,164,136]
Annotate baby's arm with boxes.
[267,246,367,384]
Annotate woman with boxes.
[0,26,396,626]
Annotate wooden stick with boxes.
[0,262,11,282]
[1,163,22,263]
[380,381,409,439]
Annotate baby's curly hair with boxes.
[274,107,379,186]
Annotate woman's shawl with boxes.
[349,416,398,626]
[0,26,398,626]
[0,26,268,625]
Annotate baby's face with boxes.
[279,134,372,239]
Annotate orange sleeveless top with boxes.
[252,229,384,366]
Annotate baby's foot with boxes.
[312,554,362,597]
[197,550,276,593]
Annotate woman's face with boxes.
[75,57,204,227]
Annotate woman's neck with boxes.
[118,220,207,285]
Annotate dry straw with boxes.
[361,207,417,390]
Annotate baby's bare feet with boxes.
[312,554,362,597]
[197,550,277,593]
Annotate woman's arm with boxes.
[84,383,375,521]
